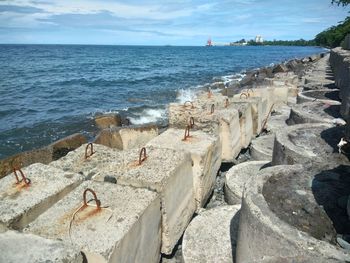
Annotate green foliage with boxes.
[331,0,350,6]
[246,39,315,46]
[314,17,350,48]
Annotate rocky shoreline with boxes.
[3,49,350,263]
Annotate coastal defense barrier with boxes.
[0,55,325,262]
[94,124,158,150]
[330,47,350,139]
[0,133,87,179]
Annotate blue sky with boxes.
[0,0,348,45]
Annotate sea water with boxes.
[0,44,324,158]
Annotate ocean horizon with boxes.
[0,44,325,159]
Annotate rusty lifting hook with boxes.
[13,168,31,186]
[139,147,147,165]
[189,117,195,129]
[83,188,101,209]
[85,143,95,159]
[183,125,191,141]
[184,101,194,109]
[240,93,248,99]
[225,98,229,108]
[210,104,215,114]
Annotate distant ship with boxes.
[206,38,213,47]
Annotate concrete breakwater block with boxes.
[272,123,348,165]
[0,231,83,263]
[94,124,158,150]
[25,181,161,263]
[224,161,269,205]
[297,89,341,105]
[146,128,221,209]
[287,101,345,125]
[250,134,275,161]
[50,143,120,180]
[230,101,253,148]
[236,165,350,262]
[168,102,241,162]
[92,147,195,255]
[0,133,87,179]
[94,113,122,129]
[0,163,83,231]
[182,205,241,263]
[230,97,263,136]
[264,104,291,132]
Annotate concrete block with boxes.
[50,143,120,180]
[95,124,158,150]
[182,205,241,263]
[250,134,274,161]
[236,165,350,262]
[25,181,161,263]
[0,231,83,263]
[265,104,291,133]
[224,161,269,205]
[297,89,341,105]
[0,133,87,179]
[272,123,348,166]
[230,97,263,136]
[94,113,122,129]
[230,101,253,148]
[50,133,88,161]
[92,147,195,255]
[287,102,345,125]
[146,128,221,209]
[168,101,241,162]
[0,163,83,231]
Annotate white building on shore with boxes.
[255,35,264,43]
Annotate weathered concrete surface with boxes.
[230,101,253,148]
[146,128,221,209]
[297,89,341,105]
[92,147,195,255]
[224,161,269,205]
[272,123,348,165]
[250,134,275,161]
[330,47,350,139]
[168,100,241,161]
[287,101,345,125]
[264,104,291,133]
[0,231,83,263]
[94,113,122,129]
[25,181,161,263]
[236,165,350,262]
[0,133,87,179]
[95,124,158,150]
[50,143,120,180]
[182,205,241,263]
[250,255,344,263]
[0,163,83,231]
[230,97,263,136]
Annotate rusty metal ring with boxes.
[13,168,31,186]
[225,98,229,108]
[183,125,190,141]
[184,101,194,109]
[83,188,101,209]
[210,104,215,114]
[85,143,94,159]
[240,93,248,99]
[189,117,195,129]
[139,147,147,165]
[246,88,253,96]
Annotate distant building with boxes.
[255,35,264,43]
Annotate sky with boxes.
[0,0,348,45]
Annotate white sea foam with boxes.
[176,88,198,103]
[220,73,246,84]
[129,108,167,125]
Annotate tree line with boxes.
[245,0,350,48]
